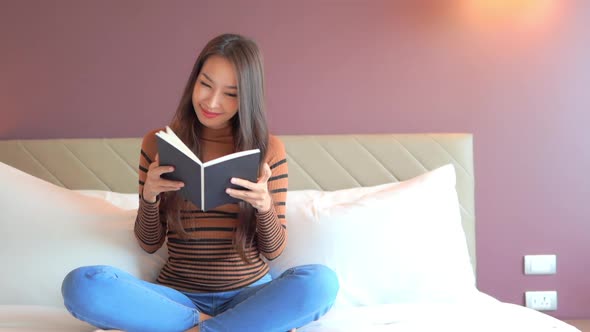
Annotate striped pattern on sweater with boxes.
[134,127,288,292]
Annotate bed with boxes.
[0,133,579,331]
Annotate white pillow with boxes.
[269,164,476,307]
[0,162,166,307]
[75,190,139,210]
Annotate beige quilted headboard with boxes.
[0,134,476,272]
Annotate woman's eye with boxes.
[200,81,211,88]
[225,93,237,98]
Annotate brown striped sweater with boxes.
[134,125,288,293]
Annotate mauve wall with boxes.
[1,0,589,319]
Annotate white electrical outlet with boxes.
[525,291,558,311]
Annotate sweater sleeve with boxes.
[255,135,288,260]
[134,129,167,254]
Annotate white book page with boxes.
[203,149,261,167]
[155,126,203,165]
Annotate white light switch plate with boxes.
[524,255,557,275]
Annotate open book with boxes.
[155,126,260,211]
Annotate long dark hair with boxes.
[161,33,269,263]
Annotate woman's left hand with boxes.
[226,163,272,213]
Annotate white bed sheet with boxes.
[1,293,578,332]
[299,292,579,332]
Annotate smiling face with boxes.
[192,55,240,130]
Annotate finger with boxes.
[148,154,160,169]
[230,177,255,190]
[158,185,184,192]
[151,166,175,177]
[258,163,272,183]
[157,178,184,187]
[226,188,267,210]
[153,180,184,190]
[148,154,160,171]
[226,188,256,201]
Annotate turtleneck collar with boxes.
[198,124,234,144]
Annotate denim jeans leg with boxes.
[61,265,199,332]
[200,264,339,332]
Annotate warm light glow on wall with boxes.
[456,0,561,32]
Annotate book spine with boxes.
[201,164,205,211]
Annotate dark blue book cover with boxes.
[156,127,260,211]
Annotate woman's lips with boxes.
[201,106,221,119]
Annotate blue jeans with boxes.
[61,264,339,332]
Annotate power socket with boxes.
[525,291,558,311]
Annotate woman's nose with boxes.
[206,90,222,109]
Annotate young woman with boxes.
[61,33,339,332]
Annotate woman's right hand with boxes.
[142,153,184,203]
